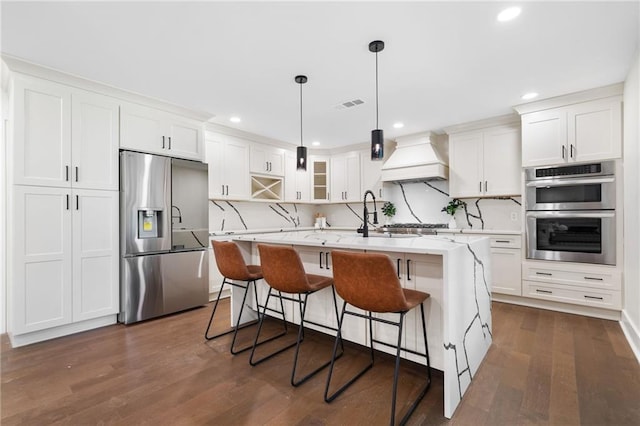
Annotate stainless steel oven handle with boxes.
[525,177,615,187]
[526,211,615,219]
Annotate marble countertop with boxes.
[230,230,488,256]
[436,229,522,235]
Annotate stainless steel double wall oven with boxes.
[525,161,616,265]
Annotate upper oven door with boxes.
[525,176,616,211]
[525,210,616,265]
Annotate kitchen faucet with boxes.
[171,205,183,225]
[362,190,379,238]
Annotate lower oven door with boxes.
[526,210,616,265]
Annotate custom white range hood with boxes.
[381,132,449,182]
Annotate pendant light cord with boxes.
[299,81,303,147]
[375,50,379,129]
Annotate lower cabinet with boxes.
[10,186,119,337]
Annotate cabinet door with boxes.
[250,144,271,175]
[251,144,285,176]
[284,151,310,202]
[167,117,203,161]
[120,103,165,154]
[12,186,72,334]
[361,151,384,199]
[311,157,330,202]
[294,247,337,330]
[491,248,522,296]
[482,126,521,197]
[344,153,361,202]
[521,109,567,167]
[449,131,483,198]
[569,98,622,163]
[206,138,224,198]
[13,76,72,187]
[330,156,347,202]
[72,190,119,321]
[224,138,250,200]
[71,91,120,190]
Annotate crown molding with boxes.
[443,113,520,135]
[513,83,624,115]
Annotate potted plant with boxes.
[381,201,396,225]
[441,198,466,229]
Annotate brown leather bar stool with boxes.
[205,240,287,354]
[250,243,343,387]
[325,250,431,426]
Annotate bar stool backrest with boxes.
[331,250,410,313]
[212,240,254,281]
[257,244,311,294]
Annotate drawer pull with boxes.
[397,258,401,279]
[536,272,553,276]
[584,295,604,300]
[584,276,604,281]
[495,240,511,243]
[536,289,552,294]
[319,252,324,269]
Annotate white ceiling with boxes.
[2,1,638,148]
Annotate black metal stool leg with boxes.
[229,280,260,355]
[204,278,231,340]
[390,312,405,426]
[249,288,297,366]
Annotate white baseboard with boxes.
[492,293,621,321]
[9,315,117,348]
[620,310,640,364]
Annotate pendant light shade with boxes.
[295,74,308,171]
[369,40,385,161]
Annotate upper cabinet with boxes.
[330,152,361,202]
[250,143,285,176]
[361,149,385,200]
[120,102,204,161]
[206,134,250,200]
[516,85,623,168]
[310,155,330,203]
[12,75,119,190]
[448,119,521,198]
[284,151,310,202]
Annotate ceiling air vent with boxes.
[334,98,365,110]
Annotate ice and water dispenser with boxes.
[138,209,163,239]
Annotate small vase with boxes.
[384,217,394,226]
[448,216,457,229]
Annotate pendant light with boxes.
[369,40,385,161]
[295,75,308,171]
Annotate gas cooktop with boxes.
[377,223,449,235]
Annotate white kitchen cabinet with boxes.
[121,102,204,161]
[330,152,361,202]
[449,123,521,198]
[206,135,250,200]
[361,149,385,200]
[250,143,285,177]
[310,156,330,203]
[284,151,310,202]
[521,96,622,167]
[72,190,119,321]
[11,186,119,335]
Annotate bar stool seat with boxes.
[325,250,432,426]
[250,244,343,387]
[205,240,286,354]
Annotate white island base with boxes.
[229,230,492,419]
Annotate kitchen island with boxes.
[230,230,492,418]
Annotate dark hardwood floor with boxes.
[2,301,639,425]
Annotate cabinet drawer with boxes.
[523,265,621,291]
[490,235,521,249]
[523,281,621,310]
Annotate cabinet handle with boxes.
[325,252,330,270]
[570,144,574,158]
[65,166,69,182]
[379,188,382,198]
[536,272,553,276]
[226,185,229,195]
[584,295,604,300]
[479,181,482,192]
[319,252,324,269]
[221,185,225,195]
[562,145,566,159]
[162,136,166,149]
[66,194,69,210]
[397,259,401,279]
[495,240,510,243]
[484,181,487,192]
[168,136,172,150]
[584,276,604,281]
[406,259,411,281]
[75,166,79,182]
[76,195,79,210]
[536,289,552,294]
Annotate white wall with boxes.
[622,50,640,358]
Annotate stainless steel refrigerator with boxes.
[119,150,209,324]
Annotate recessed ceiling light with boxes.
[229,116,241,123]
[393,122,404,129]
[312,141,321,146]
[497,6,521,22]
[521,92,539,100]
